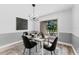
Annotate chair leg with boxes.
[54,50,56,55]
[40,42,41,48]
[29,49,31,55]
[51,51,52,55]
[23,48,26,55]
[36,45,37,52]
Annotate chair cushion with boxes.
[44,45,53,51]
[44,42,52,47]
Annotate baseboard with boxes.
[58,41,72,47]
[0,40,22,52]
[71,45,77,55]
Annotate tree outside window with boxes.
[47,20,57,34]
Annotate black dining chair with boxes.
[23,32,28,35]
[34,32,37,35]
[29,33,34,37]
[43,37,58,55]
[40,32,45,38]
[22,35,37,55]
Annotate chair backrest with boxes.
[34,32,37,34]
[30,33,35,38]
[22,35,31,48]
[41,32,45,38]
[50,37,58,50]
[23,32,28,35]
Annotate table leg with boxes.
[41,41,43,55]
[48,38,49,45]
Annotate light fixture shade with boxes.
[28,4,39,21]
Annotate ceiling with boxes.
[0,4,73,18]
[34,4,73,17]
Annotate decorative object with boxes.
[16,17,28,30]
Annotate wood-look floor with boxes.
[57,44,75,55]
[0,42,75,55]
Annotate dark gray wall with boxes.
[0,32,23,46]
[0,32,72,46]
[59,33,72,44]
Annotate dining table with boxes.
[33,37,45,55]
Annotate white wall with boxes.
[0,4,73,34]
[0,4,34,34]
[35,9,72,33]
[72,5,79,37]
